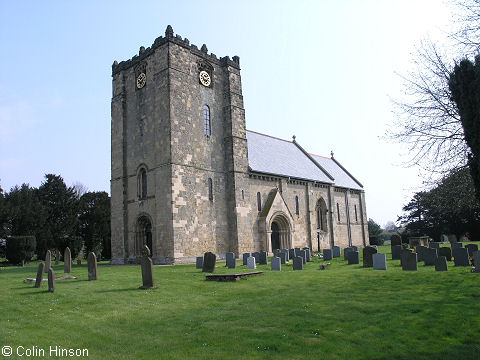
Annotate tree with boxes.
[78,191,111,259]
[368,219,384,245]
[449,56,480,201]
[36,174,79,258]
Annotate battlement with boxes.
[112,25,240,75]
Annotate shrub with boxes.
[6,236,36,265]
[58,236,83,260]
[0,238,6,258]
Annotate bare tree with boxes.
[72,181,88,200]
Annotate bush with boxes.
[58,236,83,260]
[6,236,36,265]
[0,238,6,258]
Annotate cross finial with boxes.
[331,151,334,158]
[292,135,296,141]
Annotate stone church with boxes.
[110,26,368,265]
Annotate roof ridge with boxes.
[310,152,331,160]
[246,129,292,144]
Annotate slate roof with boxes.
[246,130,363,191]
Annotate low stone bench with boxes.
[205,271,263,282]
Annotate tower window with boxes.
[203,105,211,137]
[257,192,261,212]
[241,190,244,200]
[354,205,358,222]
[138,168,147,199]
[337,203,341,222]
[295,196,299,215]
[208,178,213,201]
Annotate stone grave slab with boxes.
[332,246,341,258]
[363,246,377,267]
[226,252,236,269]
[435,256,448,271]
[259,251,268,265]
[247,256,256,270]
[452,247,470,266]
[242,253,251,266]
[271,257,281,271]
[403,252,418,271]
[196,256,204,269]
[438,247,452,261]
[391,245,402,260]
[87,252,98,280]
[45,250,51,273]
[293,256,303,270]
[423,248,438,266]
[64,247,72,273]
[473,251,480,273]
[48,267,55,292]
[202,252,216,273]
[348,250,360,265]
[323,249,333,261]
[373,253,387,270]
[35,263,45,288]
[465,244,479,257]
[451,242,463,249]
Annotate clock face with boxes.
[199,70,211,87]
[136,72,146,89]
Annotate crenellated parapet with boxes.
[112,25,240,75]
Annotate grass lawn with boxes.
[2,244,480,360]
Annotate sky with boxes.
[0,1,454,227]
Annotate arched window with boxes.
[295,196,299,215]
[138,168,147,199]
[337,203,341,222]
[257,192,261,212]
[203,105,211,136]
[354,205,358,222]
[316,198,327,232]
[208,178,213,201]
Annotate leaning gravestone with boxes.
[452,247,470,266]
[332,246,341,258]
[44,250,51,273]
[140,245,157,289]
[323,249,333,261]
[247,256,256,270]
[373,253,387,270]
[271,257,281,271]
[279,251,287,264]
[363,246,378,267]
[35,263,45,288]
[259,251,268,265]
[202,252,216,273]
[465,244,479,257]
[348,250,360,265]
[293,256,304,270]
[403,252,418,271]
[48,267,55,292]
[242,253,251,266]
[423,248,438,266]
[226,252,236,269]
[87,252,98,281]
[300,250,307,264]
[391,245,402,260]
[451,242,463,249]
[344,247,353,260]
[196,256,204,269]
[435,256,448,271]
[438,247,452,261]
[473,251,480,273]
[64,247,72,273]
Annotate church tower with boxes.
[110,26,248,264]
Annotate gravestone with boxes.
[423,248,438,266]
[452,247,470,266]
[247,256,256,270]
[140,245,157,289]
[473,251,480,273]
[416,245,428,262]
[438,247,452,261]
[271,257,281,271]
[196,256,204,269]
[332,246,341,258]
[281,249,289,262]
[273,249,281,258]
[48,267,55,292]
[259,251,268,265]
[34,263,45,288]
[391,237,402,246]
[402,252,418,271]
[435,256,448,271]
[363,246,378,267]
[44,250,51,273]
[391,245,402,260]
[451,242,463,249]
[226,252,236,269]
[289,249,295,260]
[87,252,98,280]
[55,250,60,265]
[303,248,311,262]
[64,247,72,273]
[348,250,360,265]
[351,246,359,252]
[429,242,440,249]
[294,248,301,257]
[400,249,413,269]
[202,252,216,273]
[242,253,251,266]
[465,244,479,257]
[373,253,387,270]
[300,250,307,264]
[344,247,353,260]
[323,249,333,261]
[252,252,260,264]
[293,256,304,270]
[279,251,287,264]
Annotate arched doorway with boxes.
[271,222,280,251]
[268,214,291,251]
[136,216,153,256]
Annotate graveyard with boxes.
[2,244,480,359]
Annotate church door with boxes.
[271,222,280,250]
